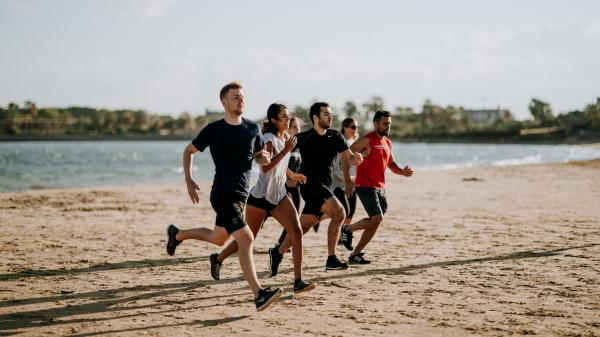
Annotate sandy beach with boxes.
[1,160,599,337]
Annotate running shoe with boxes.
[341,225,353,251]
[348,252,371,265]
[269,247,283,277]
[255,287,283,311]
[294,279,317,293]
[166,224,181,256]
[325,255,349,270]
[209,253,221,280]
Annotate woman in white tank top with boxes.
[211,103,315,293]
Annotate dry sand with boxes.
[1,161,599,336]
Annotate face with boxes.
[316,106,332,129]
[375,116,391,137]
[271,109,291,132]
[344,120,358,138]
[221,88,245,115]
[288,119,301,136]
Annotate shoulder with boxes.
[263,132,276,141]
[327,129,344,139]
[203,119,224,130]
[242,118,261,133]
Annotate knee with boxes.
[215,236,228,247]
[369,215,383,228]
[288,224,302,239]
[333,206,346,222]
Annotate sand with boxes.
[1,161,599,336]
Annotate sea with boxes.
[1,141,599,192]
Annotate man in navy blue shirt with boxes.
[165,82,283,311]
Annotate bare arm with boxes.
[341,146,364,196]
[388,152,413,177]
[183,143,200,204]
[261,136,297,173]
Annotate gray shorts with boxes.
[355,187,387,217]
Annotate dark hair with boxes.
[262,103,288,134]
[373,110,392,123]
[340,117,356,134]
[309,102,330,124]
[219,81,243,100]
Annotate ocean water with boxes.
[1,141,599,192]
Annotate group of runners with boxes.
[165,82,413,311]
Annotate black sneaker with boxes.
[209,253,221,280]
[255,287,283,311]
[341,225,353,251]
[268,247,283,277]
[294,279,316,294]
[325,255,349,270]
[348,252,371,265]
[166,224,181,256]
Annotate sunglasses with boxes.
[346,125,357,129]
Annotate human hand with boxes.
[255,144,271,165]
[289,172,307,184]
[401,166,413,177]
[344,180,355,197]
[186,179,200,204]
[284,136,297,153]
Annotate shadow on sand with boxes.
[0,243,596,336]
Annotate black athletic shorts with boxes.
[355,187,387,217]
[333,187,357,218]
[209,194,247,234]
[300,184,334,216]
[247,194,279,212]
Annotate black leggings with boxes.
[276,186,356,245]
[276,186,301,245]
[333,187,357,219]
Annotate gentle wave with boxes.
[1,141,599,192]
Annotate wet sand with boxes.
[1,161,599,336]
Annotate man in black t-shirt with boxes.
[164,82,283,312]
[269,102,363,275]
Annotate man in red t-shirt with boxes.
[340,110,413,264]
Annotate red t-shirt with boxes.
[355,131,392,189]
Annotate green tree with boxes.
[362,96,385,123]
[528,98,554,125]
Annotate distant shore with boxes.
[2,133,600,144]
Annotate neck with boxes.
[313,124,326,136]
[277,129,286,138]
[223,111,242,125]
[374,131,385,139]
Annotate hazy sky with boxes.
[1,0,599,120]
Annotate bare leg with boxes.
[271,196,303,280]
[230,226,262,298]
[320,196,346,256]
[278,213,319,254]
[351,215,383,256]
[217,205,266,263]
[176,226,229,246]
[346,217,371,232]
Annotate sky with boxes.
[1,0,599,120]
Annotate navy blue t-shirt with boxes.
[295,128,348,188]
[192,118,264,200]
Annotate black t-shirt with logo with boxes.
[192,118,264,200]
[295,128,348,188]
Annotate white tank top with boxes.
[250,132,290,205]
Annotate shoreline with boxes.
[2,158,599,194]
[2,134,600,145]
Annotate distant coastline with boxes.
[2,133,600,145]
